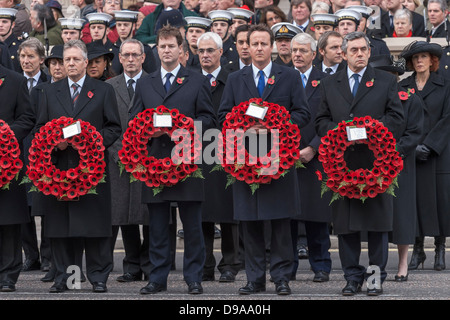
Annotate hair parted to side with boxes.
[156,25,183,46]
[63,39,88,60]
[120,38,144,54]
[18,37,46,59]
[197,32,223,49]
[341,31,370,53]
[247,24,275,46]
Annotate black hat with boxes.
[369,54,405,75]
[86,40,114,61]
[155,8,186,33]
[400,40,443,61]
[44,45,64,67]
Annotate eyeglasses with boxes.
[198,48,219,55]
[120,53,143,59]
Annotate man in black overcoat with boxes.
[129,26,216,295]
[218,24,311,296]
[0,57,35,292]
[197,31,241,282]
[35,39,121,293]
[315,31,404,296]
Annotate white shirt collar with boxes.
[347,66,366,80]
[297,65,313,81]
[239,59,250,70]
[202,66,221,81]
[24,70,41,84]
[323,63,339,74]
[252,61,272,81]
[161,64,181,82]
[124,70,143,85]
[68,74,86,90]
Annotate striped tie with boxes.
[71,83,80,108]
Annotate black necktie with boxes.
[127,79,135,99]
[71,83,80,108]
[206,73,213,85]
[325,67,332,74]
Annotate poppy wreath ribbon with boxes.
[214,98,303,195]
[21,117,106,200]
[316,116,403,204]
[0,120,23,190]
[118,106,203,196]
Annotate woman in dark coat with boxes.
[370,54,425,281]
[399,41,450,272]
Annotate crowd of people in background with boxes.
[0,0,448,297]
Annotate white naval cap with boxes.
[184,16,212,30]
[271,22,303,39]
[58,17,85,30]
[335,9,362,24]
[311,13,338,26]
[0,8,17,20]
[345,5,374,18]
[113,10,139,22]
[85,12,113,25]
[227,7,253,22]
[208,10,234,24]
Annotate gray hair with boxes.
[291,32,317,52]
[312,1,330,15]
[394,8,413,24]
[341,31,370,53]
[428,0,447,12]
[102,0,123,8]
[197,31,223,49]
[63,39,88,60]
[120,38,144,54]
[18,37,46,59]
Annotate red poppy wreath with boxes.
[118,106,203,196]
[0,120,23,190]
[215,98,303,194]
[22,117,106,200]
[316,116,403,204]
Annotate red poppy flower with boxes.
[311,80,318,87]
[315,170,323,181]
[176,78,183,85]
[366,81,374,87]
[398,91,408,101]
[87,91,94,98]
[267,77,275,85]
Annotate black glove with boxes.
[416,144,431,162]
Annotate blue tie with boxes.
[164,73,172,93]
[351,73,360,97]
[257,70,265,97]
[301,74,307,88]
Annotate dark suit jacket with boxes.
[199,67,235,223]
[218,63,311,221]
[315,65,404,234]
[428,20,450,39]
[129,65,217,203]
[0,65,34,225]
[296,66,332,223]
[35,76,122,238]
[106,72,149,226]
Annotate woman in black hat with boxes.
[399,41,450,272]
[86,40,116,80]
[370,54,425,281]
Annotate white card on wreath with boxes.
[153,113,172,127]
[346,126,367,141]
[245,102,268,120]
[62,121,81,139]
